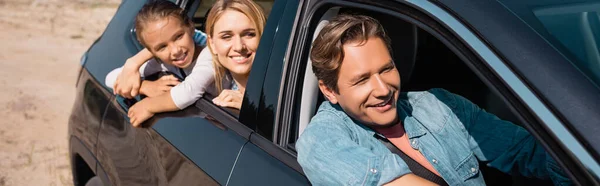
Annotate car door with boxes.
[224,0,309,185]
[274,0,600,185]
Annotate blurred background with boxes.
[0,0,120,185]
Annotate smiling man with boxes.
[296,14,571,186]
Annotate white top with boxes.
[105,48,221,109]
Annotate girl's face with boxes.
[209,10,259,77]
[142,16,195,69]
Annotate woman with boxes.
[205,0,266,109]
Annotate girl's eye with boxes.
[156,45,166,52]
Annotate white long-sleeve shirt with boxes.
[105,48,221,109]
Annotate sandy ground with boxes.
[0,0,119,185]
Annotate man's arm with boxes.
[297,111,422,185]
[384,174,438,186]
[431,88,572,185]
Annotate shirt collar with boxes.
[397,95,427,139]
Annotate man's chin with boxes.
[367,121,399,129]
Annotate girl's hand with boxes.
[128,100,154,127]
[139,75,181,97]
[212,89,244,109]
[113,61,142,99]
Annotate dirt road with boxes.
[0,0,119,185]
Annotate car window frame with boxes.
[280,0,596,184]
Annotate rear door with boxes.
[225,0,309,185]
[95,0,246,185]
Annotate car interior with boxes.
[294,7,553,186]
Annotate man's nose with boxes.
[371,75,390,97]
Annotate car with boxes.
[69,0,600,185]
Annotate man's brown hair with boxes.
[311,14,392,93]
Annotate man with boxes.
[296,14,571,186]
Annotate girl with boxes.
[118,0,266,127]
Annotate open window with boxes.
[189,0,275,32]
[181,0,276,120]
[283,2,568,185]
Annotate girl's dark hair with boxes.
[134,0,193,47]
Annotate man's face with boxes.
[142,16,195,69]
[320,37,401,128]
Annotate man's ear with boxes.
[318,80,338,104]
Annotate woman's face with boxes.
[209,10,259,77]
[142,16,195,69]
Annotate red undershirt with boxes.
[375,123,441,176]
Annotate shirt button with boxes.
[370,168,378,174]
[411,140,416,145]
[432,159,438,164]
[471,167,477,173]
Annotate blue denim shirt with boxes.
[193,29,207,46]
[296,88,571,186]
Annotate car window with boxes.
[496,0,600,88]
[286,3,571,185]
[192,0,275,31]
[184,0,276,120]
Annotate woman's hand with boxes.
[113,61,142,99]
[128,99,154,127]
[139,75,181,97]
[212,89,244,109]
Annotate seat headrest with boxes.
[383,19,418,85]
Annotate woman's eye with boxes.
[244,32,257,38]
[220,35,232,40]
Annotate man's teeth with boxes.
[374,97,391,107]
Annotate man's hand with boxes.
[212,89,243,109]
[128,100,154,127]
[113,61,142,99]
[139,75,180,97]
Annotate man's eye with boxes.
[353,78,368,86]
[176,33,184,40]
[157,45,166,51]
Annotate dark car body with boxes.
[69,0,600,185]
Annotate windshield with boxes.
[497,0,600,86]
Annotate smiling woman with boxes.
[204,0,267,109]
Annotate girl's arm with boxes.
[114,48,153,98]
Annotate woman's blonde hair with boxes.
[205,0,266,93]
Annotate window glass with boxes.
[497,0,600,86]
[192,0,274,31]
